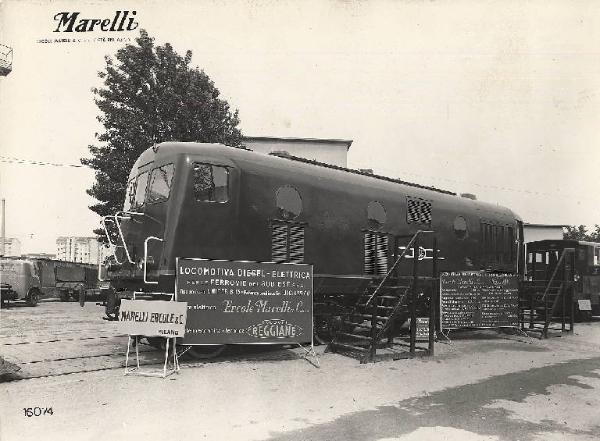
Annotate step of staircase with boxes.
[335,332,372,341]
[356,304,395,310]
[356,313,389,321]
[329,342,369,353]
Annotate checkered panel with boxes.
[406,197,432,224]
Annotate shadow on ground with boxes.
[266,356,600,441]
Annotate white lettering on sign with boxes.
[118,300,187,338]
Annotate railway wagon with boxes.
[526,239,600,319]
[101,142,524,327]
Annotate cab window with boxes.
[133,171,149,208]
[147,164,175,203]
[594,247,600,266]
[193,163,229,202]
[123,177,136,211]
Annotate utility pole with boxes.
[1,198,5,256]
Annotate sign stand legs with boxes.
[297,340,320,368]
[122,291,182,378]
[124,335,180,378]
[297,332,319,368]
[437,329,452,344]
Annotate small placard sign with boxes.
[578,299,592,311]
[415,317,430,341]
[118,300,187,338]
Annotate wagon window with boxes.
[133,171,149,208]
[507,227,514,262]
[275,186,302,219]
[147,164,175,203]
[193,163,229,202]
[453,216,468,240]
[367,201,386,229]
[594,247,600,266]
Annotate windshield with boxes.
[123,177,136,211]
[133,171,149,209]
[147,164,175,203]
[123,163,175,211]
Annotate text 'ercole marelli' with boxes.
[53,11,138,32]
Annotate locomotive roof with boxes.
[137,142,520,221]
[528,239,600,247]
[142,142,455,195]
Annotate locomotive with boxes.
[100,142,524,347]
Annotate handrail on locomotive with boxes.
[144,236,164,285]
[365,229,435,306]
[100,212,165,287]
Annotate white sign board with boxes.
[578,300,592,311]
[118,300,187,337]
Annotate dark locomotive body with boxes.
[105,142,523,313]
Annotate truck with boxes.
[0,258,98,307]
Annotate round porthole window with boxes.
[276,186,302,219]
[367,201,387,229]
[453,216,468,239]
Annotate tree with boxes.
[82,30,242,238]
[563,225,600,242]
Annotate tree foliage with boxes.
[82,30,242,235]
[563,225,600,242]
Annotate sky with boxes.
[0,0,599,254]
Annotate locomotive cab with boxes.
[103,143,239,300]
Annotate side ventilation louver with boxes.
[271,223,288,263]
[271,221,305,263]
[288,225,305,263]
[364,232,388,275]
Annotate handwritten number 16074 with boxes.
[23,407,53,417]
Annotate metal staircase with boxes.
[520,248,575,338]
[328,230,438,363]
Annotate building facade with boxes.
[0,237,21,257]
[56,236,109,264]
[523,223,566,244]
[21,253,56,260]
[242,136,352,167]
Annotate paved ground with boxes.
[1,302,600,441]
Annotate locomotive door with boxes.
[185,161,238,260]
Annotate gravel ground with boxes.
[1,303,599,441]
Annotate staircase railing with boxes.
[540,248,574,301]
[365,230,436,362]
[522,247,575,337]
[365,230,434,306]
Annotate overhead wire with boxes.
[0,155,85,168]
[0,154,594,202]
